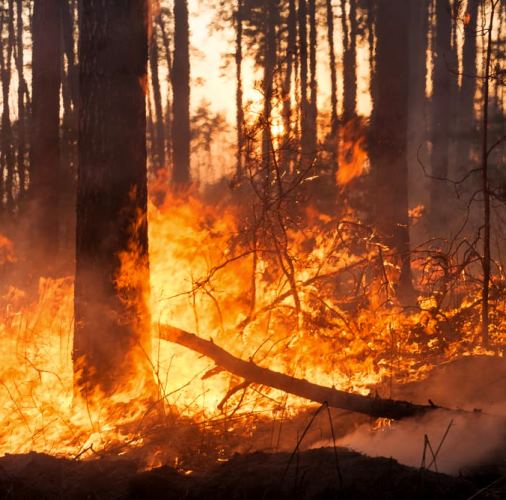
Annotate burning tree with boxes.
[74,0,153,396]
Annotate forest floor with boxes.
[0,447,504,499]
[0,356,505,500]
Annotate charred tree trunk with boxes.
[480,0,499,347]
[30,0,61,257]
[308,0,317,158]
[430,0,455,232]
[15,0,27,203]
[158,13,174,170]
[280,0,297,173]
[407,0,429,209]
[261,0,277,176]
[235,0,244,177]
[60,0,78,255]
[342,0,357,123]
[150,23,166,174]
[371,0,413,299]
[326,0,338,165]
[298,0,310,164]
[172,0,191,187]
[75,0,152,395]
[457,0,479,174]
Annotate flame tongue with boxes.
[0,187,499,459]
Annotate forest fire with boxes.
[0,189,502,460]
[0,0,505,498]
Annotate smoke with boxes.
[331,409,505,475]
[312,356,506,475]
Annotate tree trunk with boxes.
[172,0,191,187]
[326,0,338,165]
[75,0,152,395]
[261,0,277,176]
[308,0,317,157]
[480,0,499,347]
[150,23,166,174]
[30,0,61,257]
[342,0,357,123]
[235,0,244,177]
[298,0,310,164]
[430,0,455,232]
[457,0,479,174]
[280,0,297,173]
[15,0,27,203]
[60,0,78,255]
[158,13,174,170]
[370,0,413,299]
[407,0,429,210]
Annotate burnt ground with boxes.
[0,447,504,500]
[0,356,504,499]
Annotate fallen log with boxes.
[158,325,440,420]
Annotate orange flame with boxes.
[337,119,369,187]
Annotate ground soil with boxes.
[1,447,504,500]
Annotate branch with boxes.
[158,325,441,420]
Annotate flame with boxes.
[337,118,369,186]
[0,235,15,265]
[0,184,503,461]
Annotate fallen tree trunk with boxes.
[159,325,440,420]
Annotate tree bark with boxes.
[30,0,61,256]
[158,13,174,170]
[298,0,310,164]
[326,0,338,165]
[261,0,277,176]
[370,0,413,299]
[407,0,429,210]
[75,0,152,395]
[280,0,297,173]
[342,0,357,123]
[480,0,499,348]
[150,22,166,174]
[308,0,317,157]
[430,0,456,232]
[15,0,27,202]
[457,0,479,174]
[235,0,244,177]
[159,325,439,420]
[172,0,191,187]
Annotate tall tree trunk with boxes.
[342,0,357,122]
[75,0,152,395]
[457,0,479,173]
[235,0,244,177]
[158,13,174,170]
[262,0,277,176]
[407,0,429,209]
[480,0,499,347]
[326,0,338,165]
[150,23,166,174]
[15,0,27,203]
[172,0,191,187]
[280,0,297,173]
[371,0,413,299]
[30,0,61,257]
[308,0,317,157]
[298,0,310,163]
[430,0,455,232]
[60,0,78,255]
